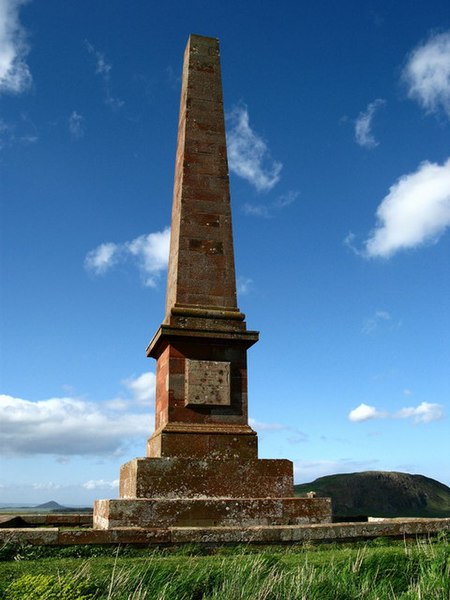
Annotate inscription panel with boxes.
[185,359,230,406]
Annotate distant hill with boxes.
[34,501,65,510]
[295,471,450,518]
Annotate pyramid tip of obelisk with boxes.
[188,33,219,44]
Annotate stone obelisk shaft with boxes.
[146,35,258,454]
[165,34,243,330]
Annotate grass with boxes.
[0,536,448,599]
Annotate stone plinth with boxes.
[119,457,293,499]
[93,497,332,530]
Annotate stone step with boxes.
[93,497,332,529]
[120,457,293,499]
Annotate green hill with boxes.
[295,471,450,518]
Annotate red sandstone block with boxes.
[0,528,59,545]
[146,431,258,459]
[93,497,332,529]
[119,457,293,500]
[59,529,113,545]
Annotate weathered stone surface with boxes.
[93,497,332,529]
[185,359,231,406]
[58,528,171,545]
[2,518,449,546]
[120,457,294,499]
[165,35,238,321]
[147,428,258,459]
[0,528,59,545]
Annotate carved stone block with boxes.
[185,359,230,406]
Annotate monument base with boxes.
[93,456,332,530]
[93,497,331,529]
[119,457,294,498]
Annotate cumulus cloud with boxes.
[226,104,282,192]
[0,0,32,94]
[85,228,170,287]
[84,40,124,110]
[85,242,120,275]
[348,403,387,423]
[123,372,156,405]
[354,99,385,148]
[362,158,450,258]
[349,401,444,424]
[68,111,85,139]
[396,401,444,424]
[126,230,170,287]
[0,371,156,456]
[403,30,450,118]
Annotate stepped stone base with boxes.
[120,457,293,499]
[93,497,332,529]
[94,454,332,530]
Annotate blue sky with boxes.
[1,0,449,505]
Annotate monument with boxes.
[93,34,331,531]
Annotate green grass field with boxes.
[0,536,448,599]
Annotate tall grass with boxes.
[1,536,448,599]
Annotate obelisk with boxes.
[93,35,331,531]
[146,33,259,460]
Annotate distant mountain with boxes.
[295,471,450,518]
[34,501,66,509]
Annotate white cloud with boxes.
[396,401,444,424]
[126,229,170,287]
[403,30,450,118]
[0,0,32,94]
[349,401,444,424]
[85,242,120,275]
[348,403,387,423]
[363,158,450,258]
[0,390,151,457]
[85,227,170,286]
[68,111,85,139]
[354,99,385,148]
[123,372,156,405]
[84,40,124,110]
[227,105,282,192]
[82,479,119,490]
